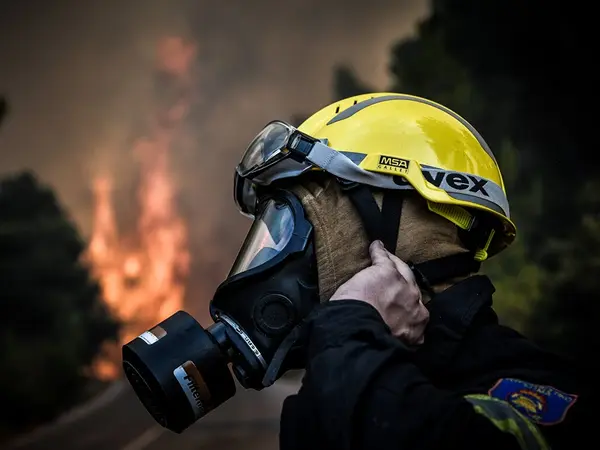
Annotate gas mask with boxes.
[122,189,319,433]
[122,119,484,434]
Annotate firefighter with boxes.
[233,93,588,449]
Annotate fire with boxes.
[87,37,196,379]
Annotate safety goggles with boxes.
[234,120,388,217]
[228,190,312,279]
[234,121,316,216]
[234,120,510,220]
[236,121,316,178]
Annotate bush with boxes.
[0,171,119,434]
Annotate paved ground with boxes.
[5,377,299,450]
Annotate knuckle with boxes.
[383,266,403,281]
[396,328,410,340]
[369,266,385,279]
[404,331,420,345]
[393,271,406,283]
[404,284,420,300]
[383,259,397,270]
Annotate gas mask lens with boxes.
[238,121,293,176]
[230,198,294,276]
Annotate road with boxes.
[5,377,300,450]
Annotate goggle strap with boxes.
[288,132,318,162]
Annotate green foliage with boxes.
[481,140,545,333]
[0,171,119,433]
[527,180,600,361]
[483,237,544,333]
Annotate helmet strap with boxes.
[408,253,481,295]
[338,180,402,253]
[380,190,404,253]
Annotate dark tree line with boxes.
[0,171,119,437]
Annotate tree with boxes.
[528,179,600,366]
[0,171,120,435]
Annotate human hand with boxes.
[329,240,429,344]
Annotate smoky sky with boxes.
[0,0,428,308]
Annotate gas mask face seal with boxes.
[210,189,318,386]
[122,189,319,433]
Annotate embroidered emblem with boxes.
[488,378,578,425]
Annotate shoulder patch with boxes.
[488,378,578,425]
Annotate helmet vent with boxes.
[335,105,340,113]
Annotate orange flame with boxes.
[88,37,196,379]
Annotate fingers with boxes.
[395,303,430,344]
[368,240,395,268]
[370,240,418,288]
[412,303,430,344]
[386,252,418,287]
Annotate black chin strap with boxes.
[408,252,481,292]
[338,180,480,293]
[380,189,404,253]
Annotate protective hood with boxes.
[288,175,477,302]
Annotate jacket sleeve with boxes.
[279,300,550,450]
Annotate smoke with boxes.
[0,0,428,312]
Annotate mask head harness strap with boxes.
[337,179,481,295]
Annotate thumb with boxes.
[387,252,417,286]
[369,240,394,267]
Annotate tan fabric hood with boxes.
[287,175,476,302]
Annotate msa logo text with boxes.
[378,155,409,173]
[394,170,490,197]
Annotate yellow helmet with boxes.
[235,92,516,260]
[293,92,516,259]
